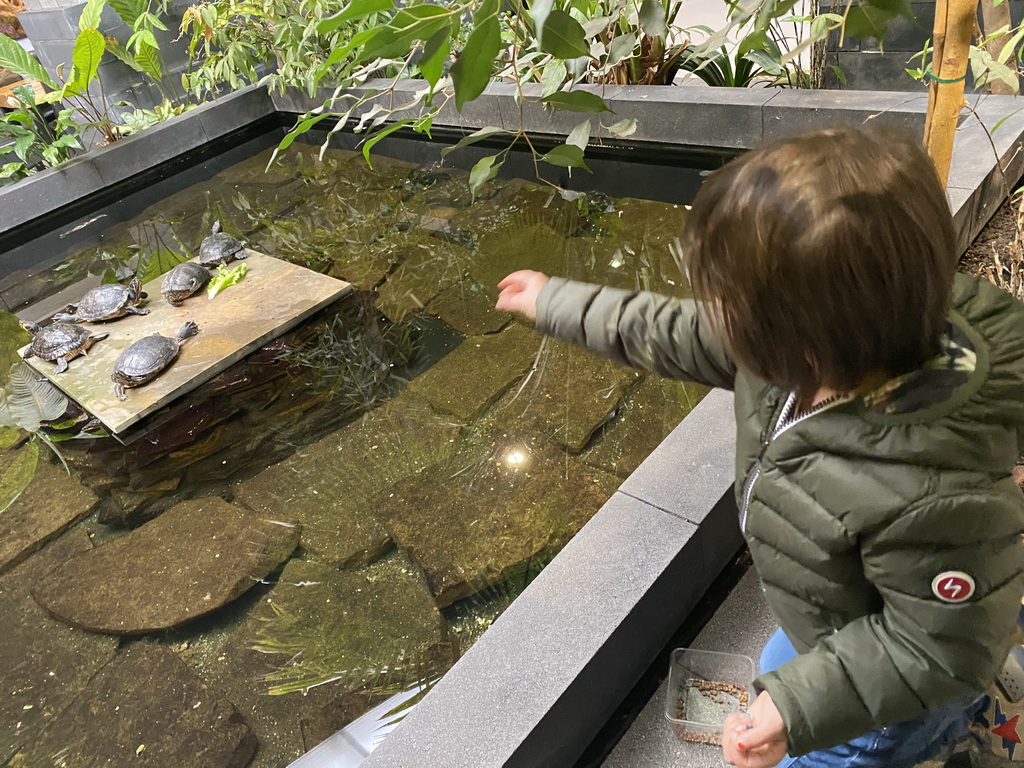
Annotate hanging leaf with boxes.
[541,90,613,113]
[79,0,106,31]
[541,144,590,170]
[540,60,567,96]
[638,0,666,38]
[566,118,590,150]
[451,0,501,111]
[0,34,57,88]
[70,28,106,93]
[440,125,509,159]
[605,117,637,137]
[361,118,415,167]
[743,49,783,76]
[843,5,897,41]
[318,0,395,33]
[606,33,637,67]
[359,5,450,61]
[539,10,589,59]
[418,27,450,88]
[0,441,39,515]
[530,0,554,43]
[469,154,502,198]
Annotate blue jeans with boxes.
[760,628,985,768]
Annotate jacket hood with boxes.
[787,274,1024,474]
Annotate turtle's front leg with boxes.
[54,357,68,374]
[20,348,34,360]
[125,306,151,316]
[114,382,126,401]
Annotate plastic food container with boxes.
[664,648,756,747]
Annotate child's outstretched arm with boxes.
[496,271,737,390]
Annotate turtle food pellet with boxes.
[674,679,750,746]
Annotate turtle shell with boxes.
[30,322,93,360]
[114,333,180,379]
[161,262,210,303]
[75,283,134,321]
[199,232,244,266]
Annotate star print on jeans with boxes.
[993,700,1022,758]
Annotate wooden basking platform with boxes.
[20,252,352,435]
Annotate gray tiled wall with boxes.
[825,0,1024,91]
[19,0,194,119]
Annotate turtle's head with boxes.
[127,277,143,301]
[212,220,223,235]
[19,321,41,335]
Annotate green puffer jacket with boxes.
[536,272,1024,756]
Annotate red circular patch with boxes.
[931,572,975,603]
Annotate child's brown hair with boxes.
[682,125,957,400]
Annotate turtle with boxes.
[198,221,247,267]
[53,278,149,323]
[112,321,199,401]
[20,321,109,374]
[161,262,211,306]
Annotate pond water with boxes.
[0,130,711,768]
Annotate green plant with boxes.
[178,0,375,99]
[0,363,71,472]
[0,0,185,151]
[115,97,196,136]
[0,84,83,182]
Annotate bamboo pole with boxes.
[923,0,979,187]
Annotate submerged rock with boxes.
[409,323,539,422]
[9,643,256,768]
[380,444,620,607]
[425,281,510,336]
[583,375,709,478]
[0,456,98,575]
[32,496,300,634]
[375,231,473,324]
[0,530,118,764]
[493,339,642,453]
[205,556,454,768]
[232,394,459,567]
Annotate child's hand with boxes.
[722,691,789,768]
[496,271,549,321]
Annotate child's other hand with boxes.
[722,691,788,768]
[496,271,549,321]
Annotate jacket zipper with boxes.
[739,391,853,533]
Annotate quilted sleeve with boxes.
[756,489,1024,755]
[535,277,737,390]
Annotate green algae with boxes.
[0,440,38,514]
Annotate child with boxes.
[495,125,1024,768]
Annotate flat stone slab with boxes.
[584,375,709,478]
[426,281,510,336]
[232,393,459,567]
[380,445,621,607]
[205,557,453,768]
[494,339,642,453]
[32,496,300,634]
[0,454,98,575]
[21,252,351,434]
[375,232,471,324]
[9,642,256,768]
[0,530,118,764]
[408,323,540,422]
